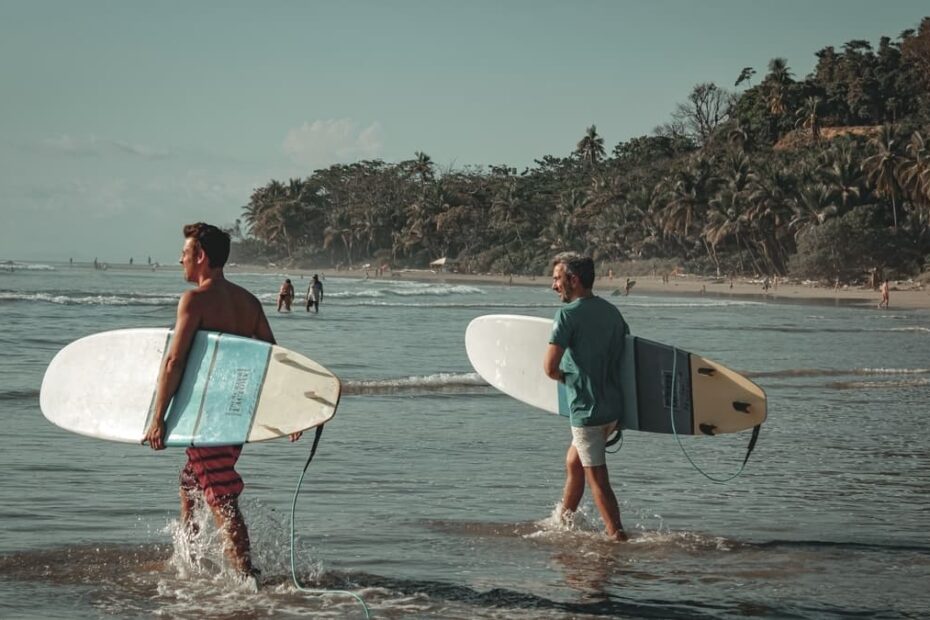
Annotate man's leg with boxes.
[210,499,254,576]
[560,444,585,516]
[584,465,627,541]
[179,487,201,540]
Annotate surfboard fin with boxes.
[732,401,751,413]
[699,423,717,436]
[697,367,716,376]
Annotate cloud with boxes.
[35,134,170,159]
[282,119,383,170]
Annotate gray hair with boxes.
[552,252,595,288]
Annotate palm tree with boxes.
[734,67,756,88]
[764,58,793,139]
[412,151,434,184]
[820,143,865,215]
[659,158,719,240]
[788,184,838,241]
[863,126,904,229]
[900,131,930,210]
[795,96,822,142]
[576,125,605,168]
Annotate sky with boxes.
[1,1,927,262]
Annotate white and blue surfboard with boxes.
[40,329,339,446]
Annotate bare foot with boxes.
[609,529,629,542]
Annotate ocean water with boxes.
[1,263,929,619]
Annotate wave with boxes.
[746,367,930,379]
[330,284,485,298]
[728,324,930,335]
[0,261,56,271]
[827,378,930,390]
[0,291,180,306]
[343,372,489,396]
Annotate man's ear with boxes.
[194,245,208,266]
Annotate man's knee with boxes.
[584,464,611,485]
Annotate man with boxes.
[143,222,301,578]
[543,252,629,541]
[306,274,323,313]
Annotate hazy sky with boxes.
[1,1,926,262]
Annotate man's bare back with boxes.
[186,279,274,342]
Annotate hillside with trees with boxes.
[232,17,930,283]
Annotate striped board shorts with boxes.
[179,445,245,508]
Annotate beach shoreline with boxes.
[224,263,930,311]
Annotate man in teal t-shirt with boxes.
[543,252,628,541]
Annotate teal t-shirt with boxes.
[550,296,629,427]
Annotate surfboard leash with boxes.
[668,347,761,483]
[289,424,372,618]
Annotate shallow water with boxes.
[1,263,929,618]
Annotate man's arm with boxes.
[143,292,201,450]
[544,343,565,383]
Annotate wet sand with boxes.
[228,264,930,311]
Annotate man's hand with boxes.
[143,419,166,450]
[289,431,303,442]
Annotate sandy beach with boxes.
[227,263,930,311]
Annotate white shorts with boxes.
[571,421,618,467]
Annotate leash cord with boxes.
[289,425,371,618]
[669,347,750,483]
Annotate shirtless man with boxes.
[143,222,301,578]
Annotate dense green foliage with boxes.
[233,17,930,282]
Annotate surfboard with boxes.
[465,314,765,436]
[40,328,340,446]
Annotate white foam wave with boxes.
[331,284,485,298]
[0,291,179,306]
[748,367,930,379]
[352,301,556,309]
[828,378,930,390]
[0,261,56,271]
[343,372,488,395]
[887,326,930,333]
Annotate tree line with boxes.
[232,17,930,282]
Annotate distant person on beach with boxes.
[544,252,629,542]
[879,280,890,309]
[277,278,295,312]
[142,222,303,580]
[306,274,323,313]
[624,277,635,295]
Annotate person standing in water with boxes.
[305,274,323,313]
[878,280,890,309]
[143,222,303,579]
[544,252,629,542]
[277,278,295,312]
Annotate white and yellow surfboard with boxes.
[465,314,765,436]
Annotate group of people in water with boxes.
[277,274,324,313]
